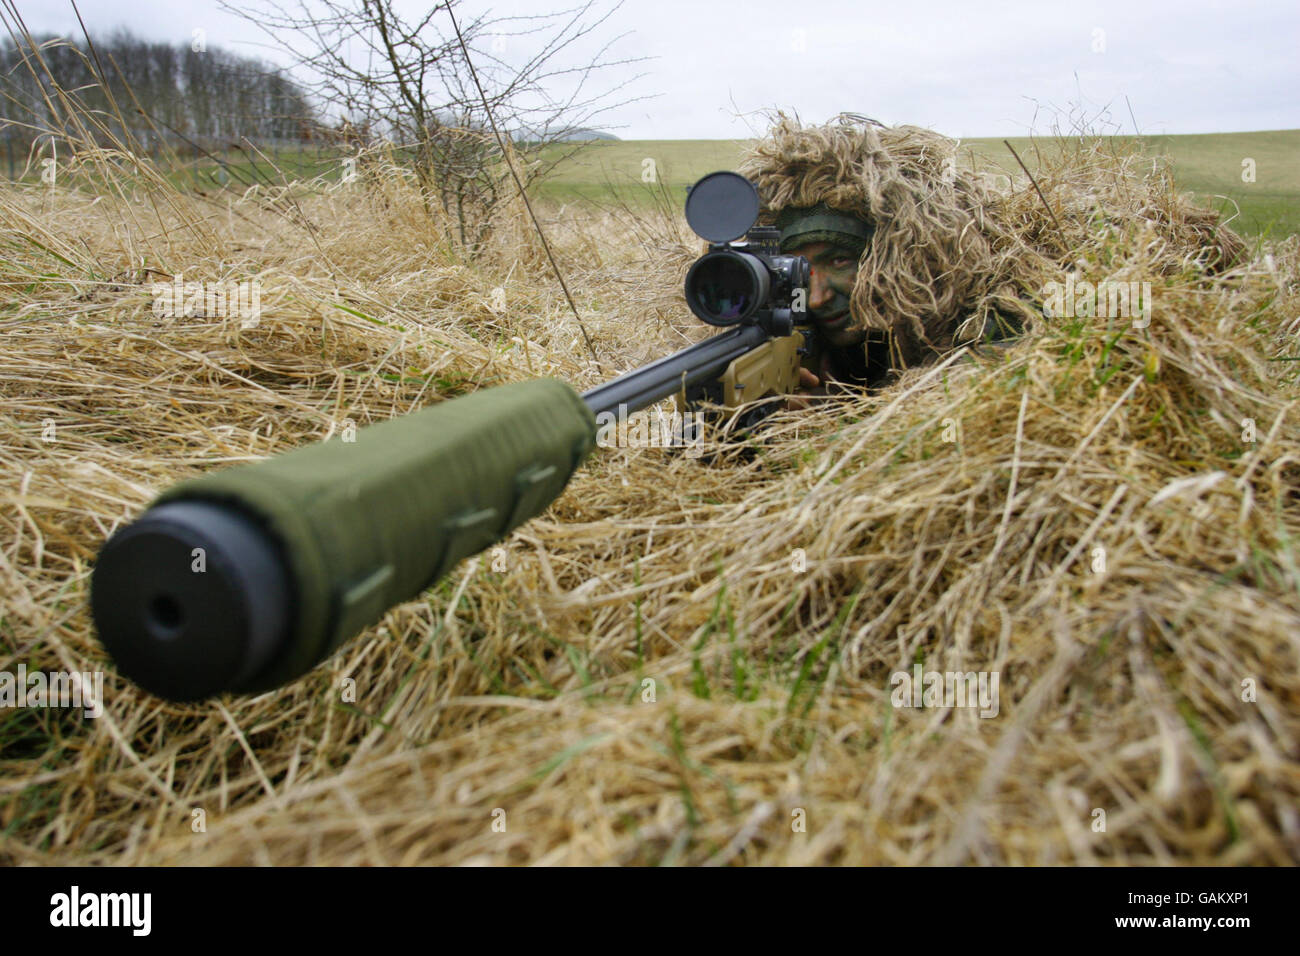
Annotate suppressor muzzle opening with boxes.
[91,499,294,701]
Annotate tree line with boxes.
[0,30,317,158]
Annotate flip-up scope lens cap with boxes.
[685,172,760,243]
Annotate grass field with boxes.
[533,130,1300,239]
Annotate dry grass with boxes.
[1,115,1298,865]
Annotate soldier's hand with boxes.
[785,367,826,411]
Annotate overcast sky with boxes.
[14,0,1299,139]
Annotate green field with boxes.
[534,130,1300,239]
[48,129,1295,239]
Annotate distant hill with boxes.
[564,128,620,141]
[515,126,620,144]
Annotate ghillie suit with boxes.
[739,112,1244,377]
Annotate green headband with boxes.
[776,204,874,253]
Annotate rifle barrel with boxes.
[581,324,769,418]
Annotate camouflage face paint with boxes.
[789,241,867,349]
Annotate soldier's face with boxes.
[790,241,867,349]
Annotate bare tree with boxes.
[220,0,648,250]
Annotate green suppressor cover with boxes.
[111,378,596,696]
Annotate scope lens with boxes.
[687,255,758,324]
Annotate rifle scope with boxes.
[683,171,810,327]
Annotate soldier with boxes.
[774,204,891,403]
[738,113,1037,405]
